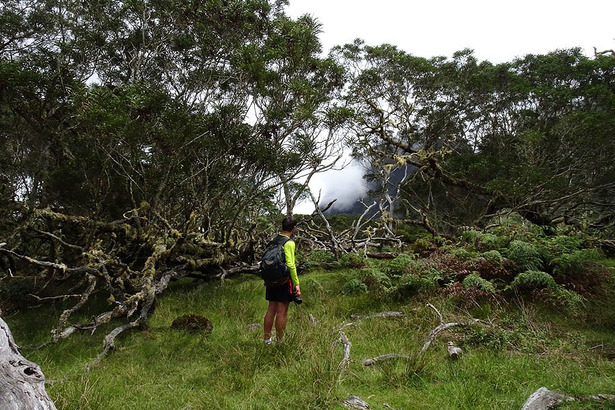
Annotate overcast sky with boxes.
[287,0,615,213]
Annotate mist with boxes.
[294,161,368,214]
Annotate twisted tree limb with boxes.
[0,316,56,409]
[362,353,410,366]
[338,331,351,369]
[339,311,405,330]
[420,303,479,353]
[343,395,371,409]
[522,387,615,410]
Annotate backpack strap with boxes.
[268,235,291,255]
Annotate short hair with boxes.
[282,216,297,231]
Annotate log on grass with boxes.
[0,317,56,410]
[343,395,371,409]
[521,387,615,410]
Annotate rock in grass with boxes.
[170,314,213,335]
[343,396,370,409]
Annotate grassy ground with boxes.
[6,266,615,409]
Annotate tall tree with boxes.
[0,0,346,356]
[336,42,615,235]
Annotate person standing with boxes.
[263,217,300,344]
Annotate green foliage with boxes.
[461,230,482,245]
[341,278,368,295]
[0,278,36,309]
[338,252,368,269]
[505,240,542,271]
[395,271,439,297]
[551,248,603,276]
[552,288,585,314]
[540,235,585,261]
[6,270,615,409]
[462,272,496,294]
[411,238,434,253]
[481,250,504,266]
[510,270,557,291]
[304,249,336,269]
[449,247,477,261]
[477,233,508,251]
[381,253,417,276]
[360,268,393,291]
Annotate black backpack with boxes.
[260,235,291,284]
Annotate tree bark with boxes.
[0,317,56,410]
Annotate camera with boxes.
[291,292,303,305]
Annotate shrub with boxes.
[301,277,325,294]
[304,250,336,269]
[510,270,557,291]
[505,240,542,271]
[432,236,447,247]
[552,260,612,294]
[553,288,585,313]
[360,268,393,291]
[338,252,368,269]
[462,326,515,351]
[540,235,584,262]
[341,279,368,295]
[462,272,496,294]
[381,253,416,276]
[477,233,507,251]
[0,277,37,309]
[482,250,504,266]
[450,247,476,261]
[412,238,435,253]
[552,249,603,276]
[395,273,436,297]
[461,230,482,245]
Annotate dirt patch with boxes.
[170,314,213,335]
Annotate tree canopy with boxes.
[1,0,614,357]
[334,42,615,236]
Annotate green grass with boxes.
[6,268,615,409]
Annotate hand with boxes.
[294,285,301,296]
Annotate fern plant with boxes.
[510,270,557,290]
[462,272,496,294]
[505,240,542,271]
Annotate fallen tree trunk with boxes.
[0,317,56,410]
[522,387,615,410]
[362,353,410,366]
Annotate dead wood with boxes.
[343,395,371,409]
[339,311,404,330]
[217,263,260,283]
[0,207,221,362]
[362,353,410,366]
[0,316,56,410]
[522,387,615,410]
[350,311,404,320]
[338,331,351,369]
[365,252,399,259]
[447,341,462,359]
[421,303,479,353]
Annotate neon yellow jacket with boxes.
[281,234,299,286]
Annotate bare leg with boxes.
[274,302,290,340]
[264,301,277,340]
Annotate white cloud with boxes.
[294,161,368,214]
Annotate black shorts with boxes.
[265,280,293,303]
